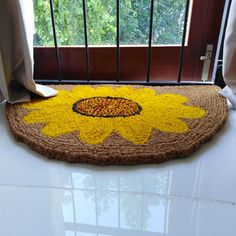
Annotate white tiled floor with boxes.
[0,101,236,236]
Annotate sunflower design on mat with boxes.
[22,86,206,145]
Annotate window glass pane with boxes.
[33,0,54,46]
[87,0,116,45]
[34,0,85,46]
[54,0,85,45]
[120,0,150,45]
[153,0,186,45]
[34,0,188,46]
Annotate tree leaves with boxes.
[33,0,185,46]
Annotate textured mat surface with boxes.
[6,85,228,165]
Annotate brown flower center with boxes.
[73,97,142,117]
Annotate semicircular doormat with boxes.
[6,85,228,165]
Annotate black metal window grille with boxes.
[38,0,215,86]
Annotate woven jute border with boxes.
[6,85,228,165]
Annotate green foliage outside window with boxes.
[33,0,186,46]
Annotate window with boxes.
[34,0,186,46]
[33,0,225,83]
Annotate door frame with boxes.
[34,0,226,82]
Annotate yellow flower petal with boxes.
[115,117,152,144]
[42,121,76,137]
[79,118,113,144]
[94,86,117,96]
[156,94,189,104]
[21,86,206,145]
[72,86,95,97]
[23,110,53,124]
[154,118,189,133]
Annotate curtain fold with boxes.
[0,0,57,104]
[220,0,236,109]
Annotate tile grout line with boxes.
[0,183,235,207]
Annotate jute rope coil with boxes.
[6,85,228,165]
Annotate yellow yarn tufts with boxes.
[22,86,206,145]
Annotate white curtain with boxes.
[0,0,57,104]
[220,0,236,109]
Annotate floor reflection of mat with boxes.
[6,85,228,165]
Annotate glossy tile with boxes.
[0,185,235,236]
[0,103,72,188]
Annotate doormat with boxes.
[6,85,228,165]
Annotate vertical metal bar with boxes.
[116,0,120,82]
[146,0,155,83]
[212,0,232,84]
[49,0,62,81]
[177,0,191,82]
[82,0,90,81]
